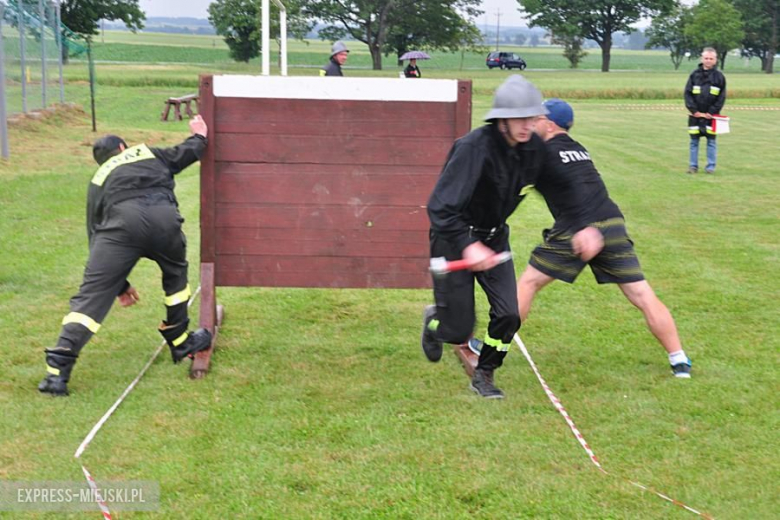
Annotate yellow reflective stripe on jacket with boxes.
[689,126,700,134]
[172,332,188,347]
[91,144,156,186]
[319,69,326,76]
[164,284,191,306]
[692,85,701,95]
[520,184,535,196]
[706,125,715,135]
[485,334,511,352]
[62,312,101,333]
[47,365,61,375]
[710,86,721,95]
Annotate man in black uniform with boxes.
[684,47,726,174]
[38,115,213,396]
[421,75,548,399]
[321,41,349,76]
[472,99,692,379]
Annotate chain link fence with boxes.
[1,0,94,157]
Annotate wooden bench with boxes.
[161,94,199,121]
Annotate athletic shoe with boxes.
[170,328,212,364]
[467,337,483,356]
[687,167,698,174]
[671,358,692,378]
[421,305,443,362]
[469,368,504,399]
[705,168,715,174]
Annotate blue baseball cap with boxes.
[543,98,574,130]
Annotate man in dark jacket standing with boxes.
[421,75,548,399]
[684,47,726,174]
[321,41,349,76]
[38,115,213,396]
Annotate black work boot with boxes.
[421,305,443,362]
[170,328,212,364]
[38,351,77,397]
[159,320,212,364]
[469,368,504,399]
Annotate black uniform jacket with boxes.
[427,124,545,252]
[322,58,343,76]
[85,135,207,242]
[535,133,622,234]
[684,64,726,135]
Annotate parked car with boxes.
[486,51,527,70]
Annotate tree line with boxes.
[57,0,777,74]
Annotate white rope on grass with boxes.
[75,285,202,519]
[514,333,714,519]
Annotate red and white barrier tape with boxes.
[514,334,714,519]
[81,464,112,520]
[75,285,202,518]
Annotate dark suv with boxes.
[486,51,527,70]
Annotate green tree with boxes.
[549,29,587,68]
[733,0,778,73]
[518,0,674,72]
[208,0,311,63]
[384,0,484,65]
[645,2,695,70]
[60,0,144,38]
[685,0,744,70]
[305,0,482,70]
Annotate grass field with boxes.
[1,31,779,519]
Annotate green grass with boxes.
[0,35,779,518]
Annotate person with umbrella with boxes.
[400,51,429,78]
[404,58,421,78]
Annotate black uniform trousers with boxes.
[430,226,520,370]
[56,193,190,356]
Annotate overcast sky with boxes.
[139,0,530,27]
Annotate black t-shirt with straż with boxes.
[536,133,623,234]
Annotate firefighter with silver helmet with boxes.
[321,41,349,76]
[421,75,548,399]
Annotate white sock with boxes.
[668,350,688,365]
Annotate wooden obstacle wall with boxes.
[198,74,472,290]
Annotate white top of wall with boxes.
[212,75,460,102]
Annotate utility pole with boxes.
[495,10,501,51]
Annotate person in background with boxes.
[684,47,726,174]
[321,41,349,77]
[38,116,213,396]
[404,58,421,78]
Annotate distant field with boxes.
[94,30,767,74]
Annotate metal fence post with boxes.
[18,0,28,113]
[0,4,11,158]
[55,0,63,103]
[39,0,47,108]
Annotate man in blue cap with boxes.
[470,98,693,379]
[321,41,349,76]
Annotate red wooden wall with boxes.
[198,75,472,289]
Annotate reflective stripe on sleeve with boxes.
[710,86,721,95]
[692,85,701,95]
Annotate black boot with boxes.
[38,351,77,397]
[470,368,504,399]
[159,320,212,364]
[421,305,443,362]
